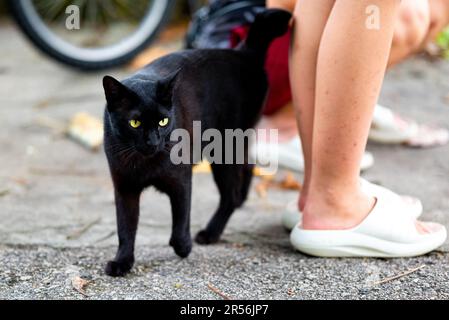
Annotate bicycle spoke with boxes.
[113,0,152,22]
[21,0,171,62]
[36,0,71,22]
[85,0,99,29]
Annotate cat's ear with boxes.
[155,68,181,106]
[103,76,130,111]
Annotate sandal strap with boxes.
[356,195,421,243]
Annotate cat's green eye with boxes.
[129,120,141,128]
[159,118,169,127]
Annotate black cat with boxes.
[102,9,291,277]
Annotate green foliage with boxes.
[436,27,449,59]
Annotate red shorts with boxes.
[231,26,292,115]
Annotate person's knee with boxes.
[393,2,430,51]
[426,0,449,43]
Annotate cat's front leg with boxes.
[167,173,193,258]
[105,187,142,277]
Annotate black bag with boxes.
[185,0,266,49]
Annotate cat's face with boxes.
[103,75,177,157]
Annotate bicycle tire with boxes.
[8,0,176,71]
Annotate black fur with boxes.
[102,9,291,277]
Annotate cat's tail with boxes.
[239,9,292,56]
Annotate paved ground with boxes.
[0,20,449,300]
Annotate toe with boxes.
[415,221,444,234]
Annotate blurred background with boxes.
[0,0,199,69]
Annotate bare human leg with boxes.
[289,0,335,212]
[292,0,396,230]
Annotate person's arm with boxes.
[267,0,296,12]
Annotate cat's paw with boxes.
[105,260,133,277]
[195,230,220,245]
[169,237,192,258]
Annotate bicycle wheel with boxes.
[8,0,176,70]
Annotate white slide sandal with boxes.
[369,104,418,144]
[282,200,303,231]
[251,137,374,172]
[290,195,447,258]
[369,104,449,147]
[282,179,423,230]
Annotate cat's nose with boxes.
[145,144,158,154]
[146,134,159,145]
[146,141,157,148]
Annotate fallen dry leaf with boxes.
[231,242,245,250]
[254,172,302,198]
[67,112,104,151]
[253,167,275,178]
[193,160,212,174]
[280,173,302,191]
[71,276,91,297]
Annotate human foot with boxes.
[301,189,376,231]
[290,188,447,258]
[298,186,441,234]
[282,179,423,230]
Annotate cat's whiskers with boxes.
[117,146,136,161]
[121,148,138,166]
[163,141,176,153]
[107,143,139,166]
[105,142,131,154]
